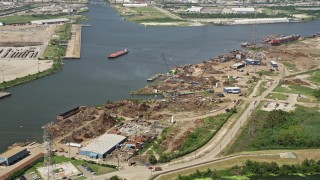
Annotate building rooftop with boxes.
[81,134,126,155]
[31,18,69,24]
[0,146,25,158]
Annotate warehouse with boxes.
[231,63,245,69]
[80,134,126,159]
[31,18,70,25]
[0,146,28,166]
[231,7,255,14]
[186,6,203,13]
[244,59,260,65]
[224,87,241,94]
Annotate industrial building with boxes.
[0,146,28,166]
[231,63,245,69]
[186,6,203,13]
[224,87,241,94]
[123,3,148,7]
[231,7,255,14]
[80,134,126,159]
[244,59,260,65]
[31,18,70,25]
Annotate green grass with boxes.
[257,70,277,77]
[274,83,316,97]
[265,93,288,100]
[225,105,320,154]
[297,96,318,103]
[255,81,268,96]
[283,62,299,72]
[308,70,320,84]
[158,111,235,163]
[0,14,85,25]
[24,156,117,176]
[113,5,180,23]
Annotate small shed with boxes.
[231,63,245,69]
[270,61,278,67]
[244,59,260,65]
[223,87,241,94]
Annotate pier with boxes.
[0,91,11,99]
[65,24,82,59]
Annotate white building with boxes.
[79,134,127,159]
[186,6,203,13]
[123,3,148,7]
[232,7,255,14]
[31,18,70,25]
[0,22,4,26]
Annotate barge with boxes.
[108,48,129,59]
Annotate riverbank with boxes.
[109,4,314,26]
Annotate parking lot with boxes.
[262,101,295,112]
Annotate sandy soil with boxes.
[0,24,56,43]
[0,60,53,83]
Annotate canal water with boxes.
[0,1,319,152]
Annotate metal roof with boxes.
[80,134,126,155]
[31,18,69,24]
[0,146,26,158]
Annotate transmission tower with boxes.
[43,122,56,180]
[251,7,257,45]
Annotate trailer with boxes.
[224,87,241,94]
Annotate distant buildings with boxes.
[0,146,28,166]
[231,7,255,14]
[186,6,203,13]
[123,3,148,7]
[80,134,127,159]
[31,18,70,25]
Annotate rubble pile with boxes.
[60,112,117,143]
[52,107,98,137]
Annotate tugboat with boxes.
[108,48,129,59]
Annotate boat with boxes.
[147,74,161,82]
[270,34,300,46]
[108,48,129,59]
[240,42,254,48]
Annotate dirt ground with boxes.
[266,36,320,71]
[0,24,56,43]
[0,60,53,83]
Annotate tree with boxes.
[109,175,120,180]
[148,154,158,165]
[313,89,320,100]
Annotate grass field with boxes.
[274,84,316,97]
[283,62,300,72]
[24,156,117,176]
[265,93,288,100]
[224,105,320,155]
[157,149,320,180]
[113,5,181,23]
[308,70,320,84]
[0,14,86,25]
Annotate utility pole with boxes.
[1,65,4,83]
[43,122,55,180]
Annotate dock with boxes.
[0,91,11,99]
[147,74,161,82]
[65,24,82,59]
